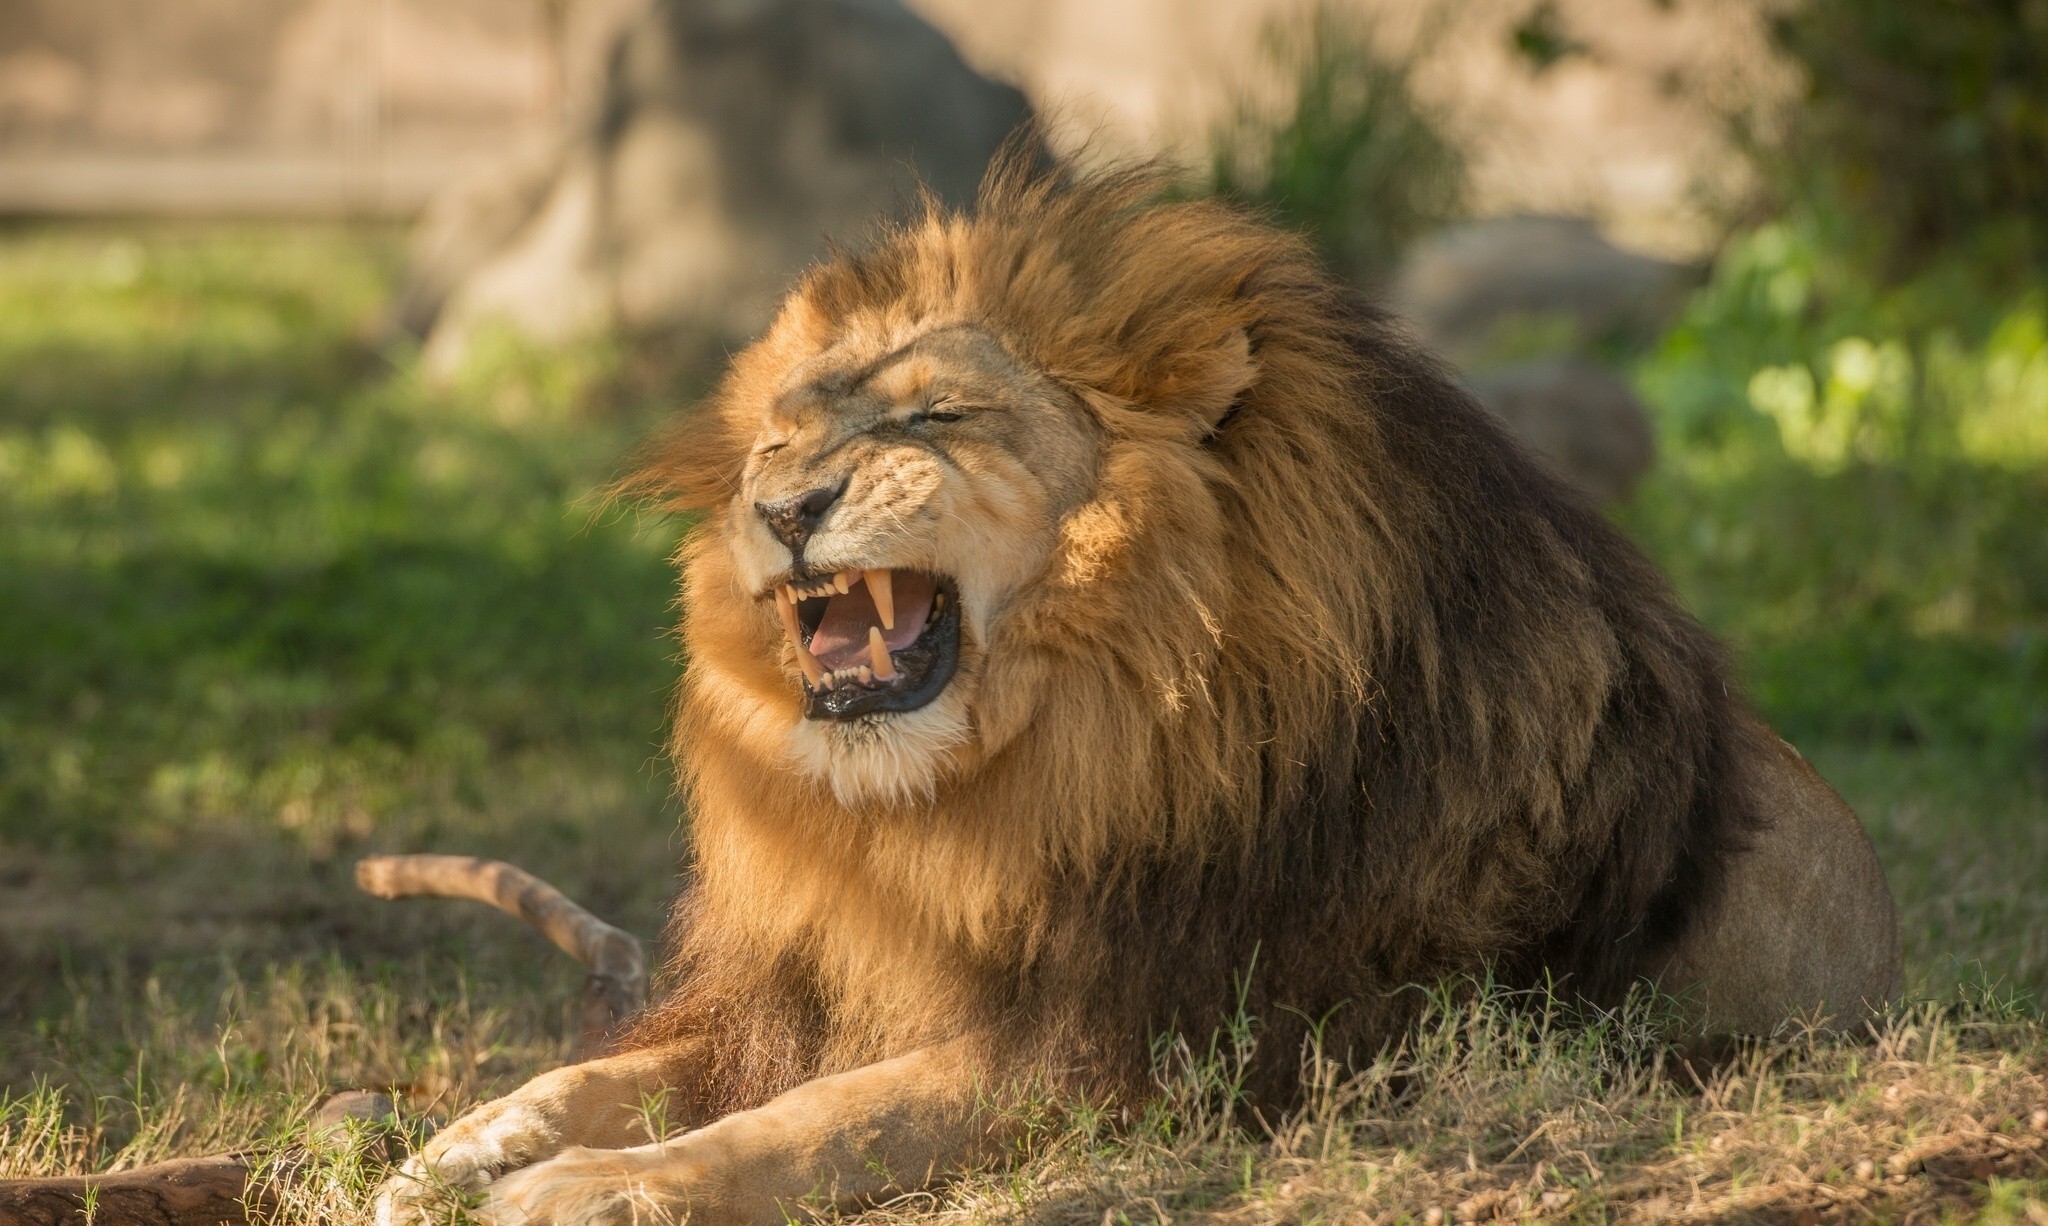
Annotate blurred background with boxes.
[2,0,2045,1181]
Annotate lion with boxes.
[376,155,1899,1225]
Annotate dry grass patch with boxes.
[908,988,2048,1225]
[13,911,2048,1226]
[7,981,2048,1223]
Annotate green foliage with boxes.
[1757,0,2048,270]
[1509,0,1590,75]
[1206,6,1465,284]
[1625,219,2048,760]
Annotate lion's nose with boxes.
[754,484,843,554]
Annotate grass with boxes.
[1,219,2046,1221]
[0,222,688,1200]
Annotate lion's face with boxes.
[718,320,1101,802]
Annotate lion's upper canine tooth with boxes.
[869,625,896,680]
[779,592,824,686]
[866,568,895,630]
[776,586,801,642]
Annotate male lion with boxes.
[378,158,1898,1225]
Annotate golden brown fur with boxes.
[376,151,1899,1226]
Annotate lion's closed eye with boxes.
[907,397,967,425]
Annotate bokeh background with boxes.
[2,0,2045,1203]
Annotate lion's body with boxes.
[378,156,1899,1226]
[1660,731,1898,1036]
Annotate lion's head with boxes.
[713,320,1103,803]
[645,159,1358,817]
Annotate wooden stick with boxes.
[0,1156,263,1226]
[0,1091,402,1226]
[354,854,648,1058]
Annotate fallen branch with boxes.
[354,853,648,1058]
[0,1155,263,1226]
[0,1094,398,1226]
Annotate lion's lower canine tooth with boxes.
[869,626,896,680]
[866,568,894,629]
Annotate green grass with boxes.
[0,223,688,1179]
[1,219,2046,1220]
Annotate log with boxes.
[0,1091,406,1226]
[0,1156,263,1226]
[354,853,648,1058]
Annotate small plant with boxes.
[1744,0,2048,274]
[1206,5,1465,285]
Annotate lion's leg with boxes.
[1657,728,1902,1037]
[376,1039,710,1224]
[479,1037,1004,1226]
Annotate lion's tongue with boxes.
[808,571,935,670]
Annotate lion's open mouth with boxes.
[772,569,961,720]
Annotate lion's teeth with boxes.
[775,586,826,687]
[866,568,894,630]
[868,626,896,680]
[835,570,852,594]
[775,586,802,646]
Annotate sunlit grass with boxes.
[0,225,684,857]
[911,987,2048,1223]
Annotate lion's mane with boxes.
[624,154,1758,1113]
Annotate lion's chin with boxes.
[784,694,972,808]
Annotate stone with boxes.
[1465,358,1656,505]
[405,0,1033,372]
[1394,215,1697,360]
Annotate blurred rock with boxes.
[0,0,557,216]
[405,0,1032,372]
[1,0,1793,253]
[310,1089,407,1165]
[1466,358,1656,505]
[1393,215,1697,360]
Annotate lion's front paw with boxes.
[373,1101,564,1225]
[480,1143,721,1226]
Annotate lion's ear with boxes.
[1140,327,1256,439]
